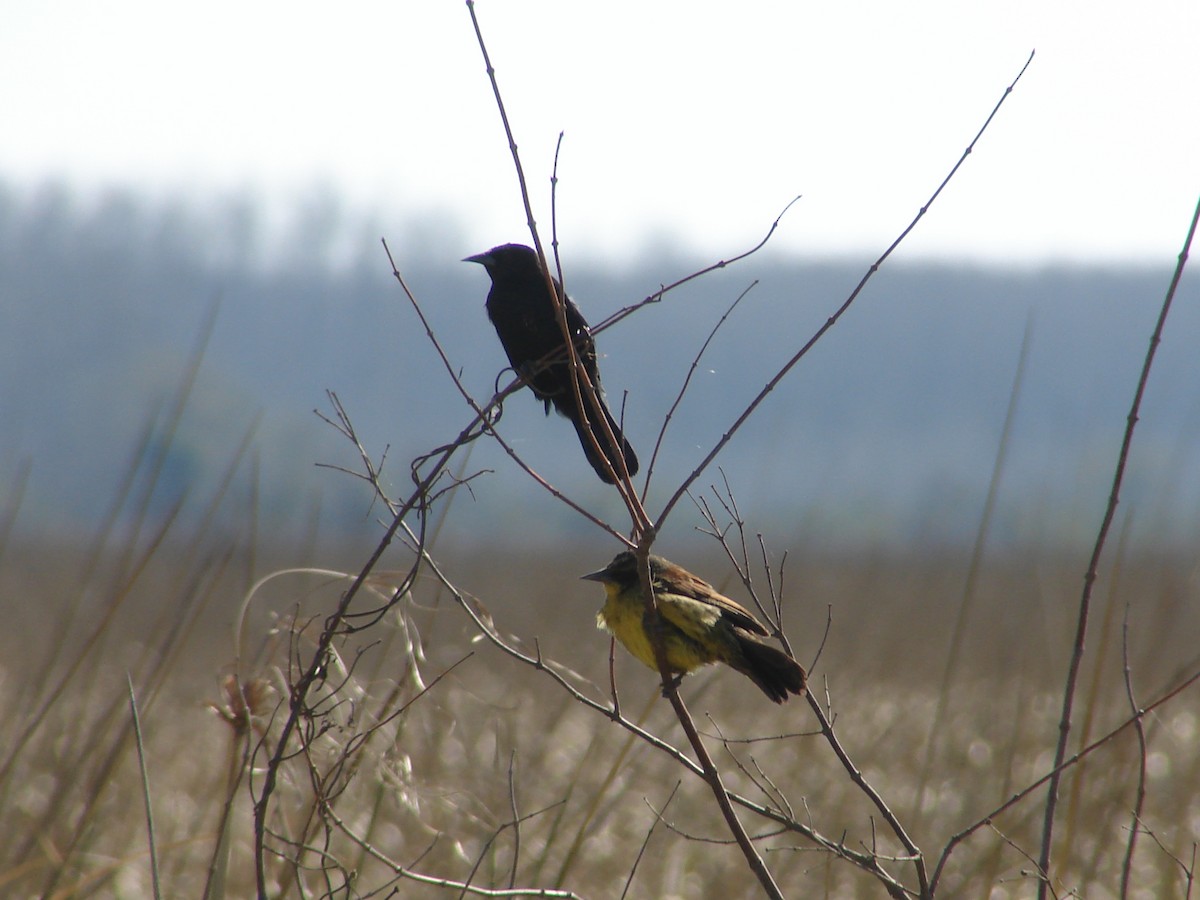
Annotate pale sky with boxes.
[2,1,1197,263]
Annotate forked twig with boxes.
[932,664,1200,892]
[645,282,759,491]
[623,782,681,899]
[593,195,803,336]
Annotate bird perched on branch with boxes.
[464,243,638,484]
[582,551,806,703]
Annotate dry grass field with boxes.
[2,530,1196,898]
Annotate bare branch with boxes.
[933,665,1200,892]
[654,50,1036,533]
[1036,190,1200,899]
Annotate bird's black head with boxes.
[462,243,539,278]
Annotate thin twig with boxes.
[622,782,681,900]
[323,801,583,898]
[805,694,927,897]
[654,50,1037,533]
[594,195,804,336]
[1118,601,1148,899]
[508,751,522,890]
[932,664,1200,892]
[644,282,758,493]
[1135,820,1196,898]
[1036,190,1200,900]
[126,675,162,900]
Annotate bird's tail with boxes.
[567,396,639,484]
[732,634,807,704]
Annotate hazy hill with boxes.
[2,180,1197,551]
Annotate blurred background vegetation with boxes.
[3,177,1198,550]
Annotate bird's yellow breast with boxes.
[596,582,725,675]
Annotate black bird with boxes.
[464,243,639,484]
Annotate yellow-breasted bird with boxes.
[582,551,806,703]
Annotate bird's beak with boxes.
[462,251,492,266]
[580,567,610,583]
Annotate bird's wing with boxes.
[653,590,725,642]
[659,570,771,637]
